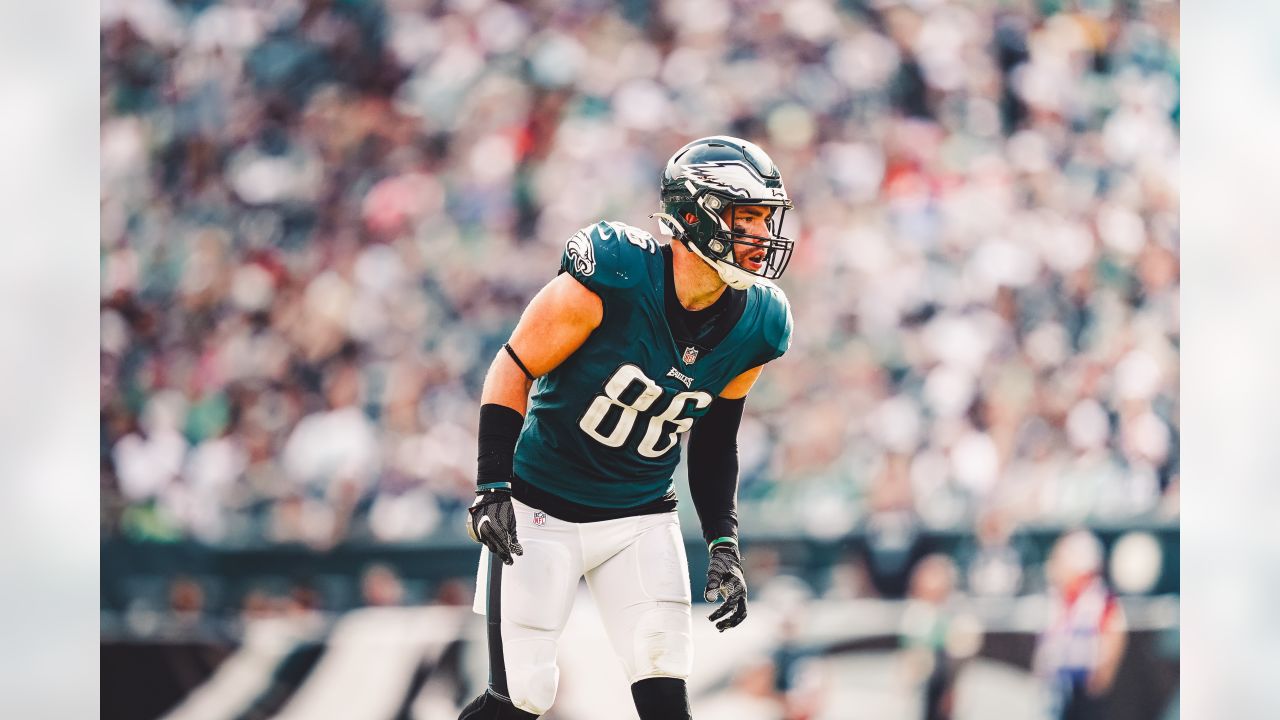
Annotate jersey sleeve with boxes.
[559,221,657,301]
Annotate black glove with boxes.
[466,489,523,565]
[703,542,747,632]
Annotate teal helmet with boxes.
[654,136,794,289]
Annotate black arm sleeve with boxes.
[476,403,524,488]
[687,396,746,546]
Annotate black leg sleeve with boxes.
[631,677,691,720]
[687,396,746,546]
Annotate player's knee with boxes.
[507,662,558,715]
[505,640,559,715]
[630,601,693,680]
[630,676,691,720]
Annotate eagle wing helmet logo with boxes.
[682,161,787,200]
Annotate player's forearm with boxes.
[687,396,746,545]
[474,350,532,495]
[688,458,739,545]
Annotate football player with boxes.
[458,136,795,720]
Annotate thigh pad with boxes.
[503,538,576,631]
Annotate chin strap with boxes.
[650,212,758,290]
[686,241,757,290]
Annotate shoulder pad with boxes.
[561,221,659,292]
[755,280,793,362]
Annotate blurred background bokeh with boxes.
[99,0,1179,718]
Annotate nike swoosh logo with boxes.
[476,516,491,536]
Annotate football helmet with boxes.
[654,136,794,290]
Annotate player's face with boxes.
[721,204,774,274]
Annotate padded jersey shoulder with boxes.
[752,278,793,364]
[561,220,661,293]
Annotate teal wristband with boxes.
[476,481,512,493]
[708,537,738,551]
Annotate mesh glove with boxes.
[703,542,747,631]
[466,489,523,565]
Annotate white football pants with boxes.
[472,498,693,716]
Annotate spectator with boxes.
[360,563,406,607]
[900,554,973,720]
[1034,529,1129,720]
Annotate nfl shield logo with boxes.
[533,511,547,527]
[682,346,699,365]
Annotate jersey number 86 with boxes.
[578,364,712,458]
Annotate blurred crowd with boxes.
[100,0,1180,548]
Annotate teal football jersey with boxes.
[513,221,793,509]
